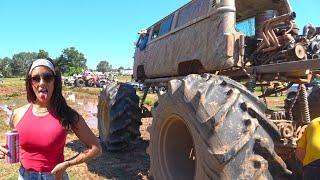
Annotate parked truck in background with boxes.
[98,0,320,179]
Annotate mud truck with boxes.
[98,0,320,179]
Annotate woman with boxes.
[0,59,102,179]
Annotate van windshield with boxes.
[236,17,255,36]
[235,0,291,22]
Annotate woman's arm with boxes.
[66,116,102,166]
[51,116,102,178]
[0,105,28,159]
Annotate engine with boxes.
[246,12,320,66]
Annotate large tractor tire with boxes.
[97,79,107,88]
[75,79,85,87]
[86,78,95,87]
[97,83,142,151]
[148,74,289,180]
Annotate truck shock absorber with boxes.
[245,68,257,93]
[299,84,311,124]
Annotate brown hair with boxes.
[25,58,79,130]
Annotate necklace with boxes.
[33,106,49,114]
[34,108,48,113]
[32,103,50,116]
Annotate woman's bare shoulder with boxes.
[10,104,31,128]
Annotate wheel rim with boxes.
[160,114,196,180]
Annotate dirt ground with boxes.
[0,80,286,179]
[64,118,153,180]
[0,82,154,180]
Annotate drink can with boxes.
[5,130,19,163]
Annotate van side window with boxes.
[159,15,174,36]
[151,14,174,40]
[152,24,160,39]
[176,0,210,28]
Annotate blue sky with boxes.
[0,0,319,69]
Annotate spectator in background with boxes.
[296,117,320,179]
[136,29,149,51]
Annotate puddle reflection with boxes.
[0,104,13,125]
[0,92,99,129]
[64,92,98,129]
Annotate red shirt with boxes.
[16,104,67,172]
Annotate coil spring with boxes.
[299,84,310,124]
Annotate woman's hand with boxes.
[51,161,69,180]
[0,143,8,159]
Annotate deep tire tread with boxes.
[148,74,288,180]
[98,83,142,152]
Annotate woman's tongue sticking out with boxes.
[39,88,48,100]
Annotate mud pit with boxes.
[0,90,152,179]
[63,91,152,179]
[0,88,285,179]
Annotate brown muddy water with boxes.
[64,91,99,128]
[0,91,99,129]
[0,104,13,125]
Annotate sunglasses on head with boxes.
[30,73,55,84]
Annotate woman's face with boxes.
[30,66,55,106]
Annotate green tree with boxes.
[0,57,13,77]
[37,49,49,59]
[96,60,112,73]
[117,66,124,74]
[55,47,87,75]
[11,52,37,76]
[68,66,83,76]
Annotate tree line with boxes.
[0,47,117,78]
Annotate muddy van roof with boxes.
[144,0,292,30]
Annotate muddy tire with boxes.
[97,83,142,151]
[86,78,95,87]
[75,79,85,87]
[148,74,289,180]
[98,79,107,88]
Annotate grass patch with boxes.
[3,92,21,99]
[0,163,19,179]
[0,93,23,101]
[0,78,26,102]
[266,95,286,101]
[0,97,27,108]
[63,86,102,96]
[0,78,25,87]
[137,91,158,106]
[6,92,21,97]
[116,75,132,83]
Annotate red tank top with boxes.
[16,104,67,172]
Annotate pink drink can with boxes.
[5,130,19,163]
